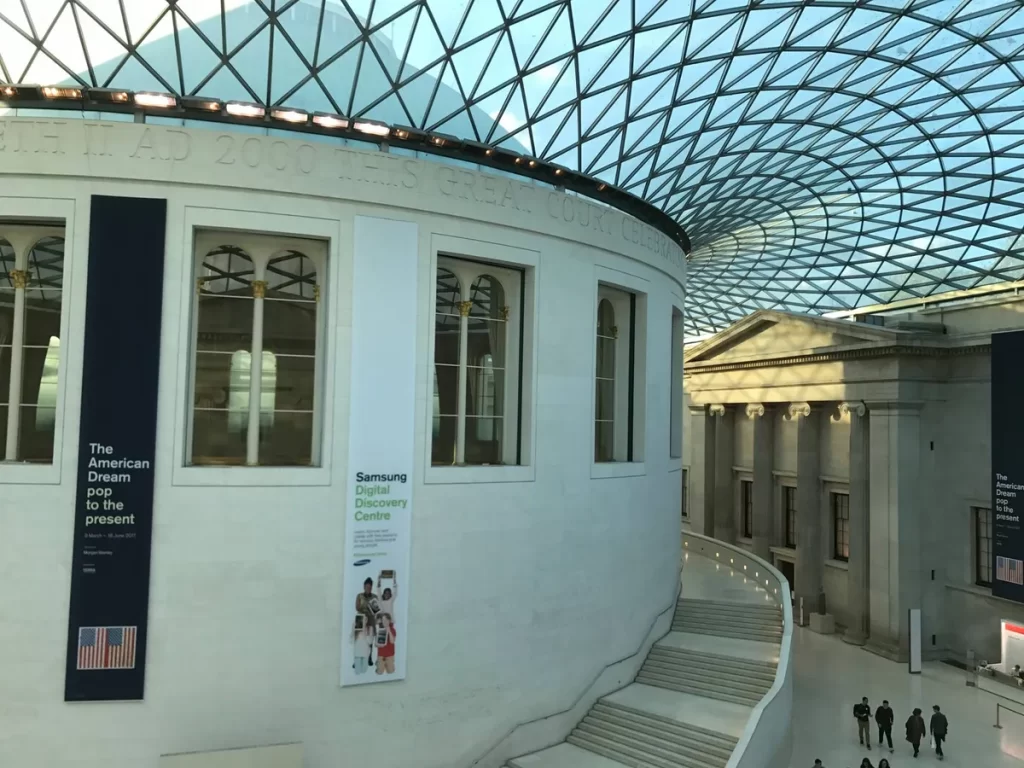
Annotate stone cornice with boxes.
[685,341,991,376]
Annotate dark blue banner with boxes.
[992,330,1024,605]
[64,195,166,701]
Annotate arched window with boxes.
[189,237,322,467]
[432,258,523,467]
[595,298,616,462]
[1,232,64,464]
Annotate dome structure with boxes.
[1,0,1023,335]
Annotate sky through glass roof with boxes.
[1,0,1023,335]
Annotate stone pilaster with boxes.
[710,404,735,543]
[688,404,715,536]
[789,402,824,619]
[838,402,870,645]
[747,403,774,561]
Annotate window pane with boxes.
[596,379,615,421]
[976,507,993,586]
[260,410,314,466]
[432,415,457,465]
[467,366,504,418]
[597,298,615,336]
[195,295,253,351]
[263,298,317,356]
[595,420,614,462]
[266,251,317,301]
[465,416,503,464]
[681,469,688,519]
[596,337,616,379]
[467,317,506,368]
[435,312,461,365]
[192,408,248,465]
[18,343,57,461]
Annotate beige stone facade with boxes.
[682,295,1024,663]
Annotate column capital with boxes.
[786,402,811,420]
[745,403,766,419]
[838,401,867,419]
[709,403,727,416]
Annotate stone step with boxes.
[675,605,782,624]
[677,598,781,615]
[640,658,773,695]
[670,622,782,643]
[568,729,717,768]
[635,670,763,707]
[647,647,777,680]
[586,706,735,761]
[576,718,729,768]
[593,700,738,751]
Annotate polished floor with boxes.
[789,627,1024,768]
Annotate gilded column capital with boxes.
[745,403,766,419]
[9,269,29,289]
[709,403,727,417]
[458,300,473,317]
[499,305,510,321]
[786,402,811,420]
[251,280,268,299]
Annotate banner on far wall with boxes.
[65,195,167,701]
[340,216,418,686]
[991,330,1024,605]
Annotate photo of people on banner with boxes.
[352,570,398,676]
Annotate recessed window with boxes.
[670,306,683,458]
[0,226,65,464]
[832,492,850,561]
[681,468,688,519]
[188,232,324,467]
[741,480,753,538]
[594,284,645,463]
[432,256,524,466]
[784,485,796,548]
[974,506,993,587]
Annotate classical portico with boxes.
[681,308,983,661]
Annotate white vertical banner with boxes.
[908,608,922,674]
[341,216,419,686]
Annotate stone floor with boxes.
[788,627,1024,767]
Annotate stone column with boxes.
[789,402,824,617]
[710,404,735,543]
[866,402,923,661]
[747,403,774,561]
[688,404,716,536]
[840,402,870,645]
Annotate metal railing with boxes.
[994,701,1024,729]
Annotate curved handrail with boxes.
[468,574,682,767]
[681,532,794,768]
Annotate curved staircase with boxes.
[505,555,783,768]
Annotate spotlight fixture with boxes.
[312,112,349,130]
[224,101,266,119]
[181,96,222,112]
[42,86,82,100]
[134,92,178,109]
[87,87,130,104]
[390,125,427,142]
[428,133,460,149]
[352,119,390,138]
[596,182,608,192]
[270,107,309,124]
[0,85,16,98]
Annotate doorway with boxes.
[778,558,795,598]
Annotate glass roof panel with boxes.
[4,0,1024,335]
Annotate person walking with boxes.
[854,696,873,749]
[859,759,875,768]
[875,699,895,752]
[930,704,949,760]
[905,707,927,757]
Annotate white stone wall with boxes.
[0,122,685,768]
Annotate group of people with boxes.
[846,697,949,762]
[353,574,398,676]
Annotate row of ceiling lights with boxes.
[0,83,690,253]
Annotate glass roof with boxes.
[1,0,1023,336]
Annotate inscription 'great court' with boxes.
[0,118,685,276]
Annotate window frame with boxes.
[740,479,753,539]
[782,483,797,549]
[973,505,993,588]
[172,207,339,488]
[831,491,850,562]
[423,233,538,485]
[669,302,684,461]
[592,268,648,479]
[681,467,688,520]
[0,196,76,486]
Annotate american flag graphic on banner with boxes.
[997,556,1024,586]
[77,626,137,670]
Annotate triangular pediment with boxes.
[685,310,908,365]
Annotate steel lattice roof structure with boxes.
[1,0,1023,336]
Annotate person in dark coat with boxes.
[930,704,949,760]
[854,696,873,748]
[875,699,895,751]
[905,707,927,757]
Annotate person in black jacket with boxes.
[875,699,895,752]
[906,707,927,757]
[930,704,949,760]
[854,696,873,748]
